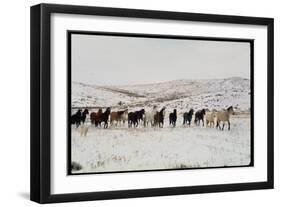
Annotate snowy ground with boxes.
[71,115,251,174]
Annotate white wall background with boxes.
[0,0,279,206]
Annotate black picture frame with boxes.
[30,3,274,204]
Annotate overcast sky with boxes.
[71,34,250,86]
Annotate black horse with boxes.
[183,109,194,126]
[169,109,177,127]
[99,107,111,128]
[81,109,89,124]
[128,109,145,128]
[194,109,206,126]
[128,112,138,128]
[136,109,145,124]
[154,107,166,128]
[71,109,82,128]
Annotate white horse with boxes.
[119,109,128,125]
[205,111,217,128]
[216,106,234,130]
[79,125,89,136]
[144,106,157,127]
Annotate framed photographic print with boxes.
[30,3,274,203]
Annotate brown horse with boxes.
[216,106,234,130]
[92,107,111,128]
[110,109,128,126]
[90,108,102,126]
[154,107,166,128]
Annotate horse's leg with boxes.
[228,120,230,130]
[216,121,221,130]
[222,122,225,131]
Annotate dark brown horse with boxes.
[128,109,145,128]
[94,107,111,128]
[90,108,102,126]
[154,107,166,128]
[101,107,111,128]
[183,109,194,126]
[194,109,206,126]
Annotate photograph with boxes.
[68,31,253,174]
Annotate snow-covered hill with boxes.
[72,77,250,112]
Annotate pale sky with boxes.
[71,33,251,86]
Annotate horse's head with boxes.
[141,109,145,114]
[173,109,177,113]
[161,107,166,115]
[84,109,89,114]
[202,109,206,115]
[190,109,194,115]
[152,106,157,112]
[106,107,111,113]
[227,106,234,114]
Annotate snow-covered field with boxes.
[71,77,252,174]
[71,115,251,174]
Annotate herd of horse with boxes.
[71,106,235,131]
